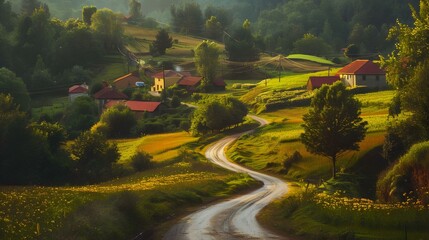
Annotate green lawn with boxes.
[287,54,335,65]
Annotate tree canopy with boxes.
[194,40,220,90]
[151,28,173,55]
[300,82,367,178]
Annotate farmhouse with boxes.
[150,70,202,92]
[105,100,161,118]
[68,83,88,102]
[337,60,387,89]
[112,71,142,90]
[93,86,128,113]
[307,76,340,91]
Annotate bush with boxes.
[282,151,302,173]
[377,141,429,204]
[170,95,181,108]
[130,151,153,171]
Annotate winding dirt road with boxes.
[163,115,289,240]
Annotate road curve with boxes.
[163,115,289,240]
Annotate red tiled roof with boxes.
[337,60,385,75]
[308,76,340,88]
[93,87,128,100]
[105,100,161,112]
[152,70,182,78]
[68,85,88,94]
[178,76,202,86]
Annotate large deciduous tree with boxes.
[194,40,220,90]
[128,0,142,21]
[300,82,367,178]
[82,5,97,26]
[98,104,137,138]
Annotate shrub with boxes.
[130,151,153,171]
[170,95,181,108]
[377,141,429,204]
[283,151,302,173]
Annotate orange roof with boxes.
[93,87,128,100]
[308,76,340,88]
[105,100,161,112]
[337,60,385,75]
[68,85,88,94]
[178,76,202,86]
[113,73,141,84]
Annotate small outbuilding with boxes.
[105,100,161,118]
[68,83,89,102]
[112,71,142,90]
[93,86,128,113]
[307,76,340,91]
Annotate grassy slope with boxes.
[287,54,335,65]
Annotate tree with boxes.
[0,0,16,31]
[225,19,259,62]
[344,44,360,60]
[91,8,124,51]
[381,0,429,136]
[99,104,137,138]
[31,55,53,88]
[62,96,98,138]
[70,130,119,183]
[130,151,152,171]
[152,29,173,55]
[300,82,368,178]
[128,0,142,21]
[0,67,30,111]
[194,40,220,90]
[82,6,97,26]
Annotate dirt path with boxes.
[163,115,290,240]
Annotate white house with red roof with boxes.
[68,83,88,102]
[337,60,387,89]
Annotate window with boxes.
[376,75,380,81]
[362,75,366,81]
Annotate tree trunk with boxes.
[331,155,337,179]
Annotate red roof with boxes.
[68,85,88,94]
[213,79,226,87]
[93,87,128,100]
[337,60,385,75]
[105,100,161,112]
[178,76,202,86]
[308,76,340,89]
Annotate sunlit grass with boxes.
[287,54,335,65]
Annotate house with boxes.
[68,83,89,102]
[213,79,227,91]
[150,70,202,92]
[105,100,161,118]
[337,60,387,89]
[112,71,142,90]
[307,76,340,91]
[93,86,128,113]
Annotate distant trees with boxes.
[151,29,173,55]
[128,0,142,21]
[190,97,248,135]
[225,19,260,62]
[62,96,99,138]
[204,16,223,41]
[0,68,30,111]
[170,3,203,35]
[292,33,332,56]
[300,82,367,178]
[194,40,220,91]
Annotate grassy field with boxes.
[287,54,335,65]
[0,143,258,240]
[114,132,198,163]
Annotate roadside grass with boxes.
[287,54,335,65]
[259,190,429,240]
[0,156,259,240]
